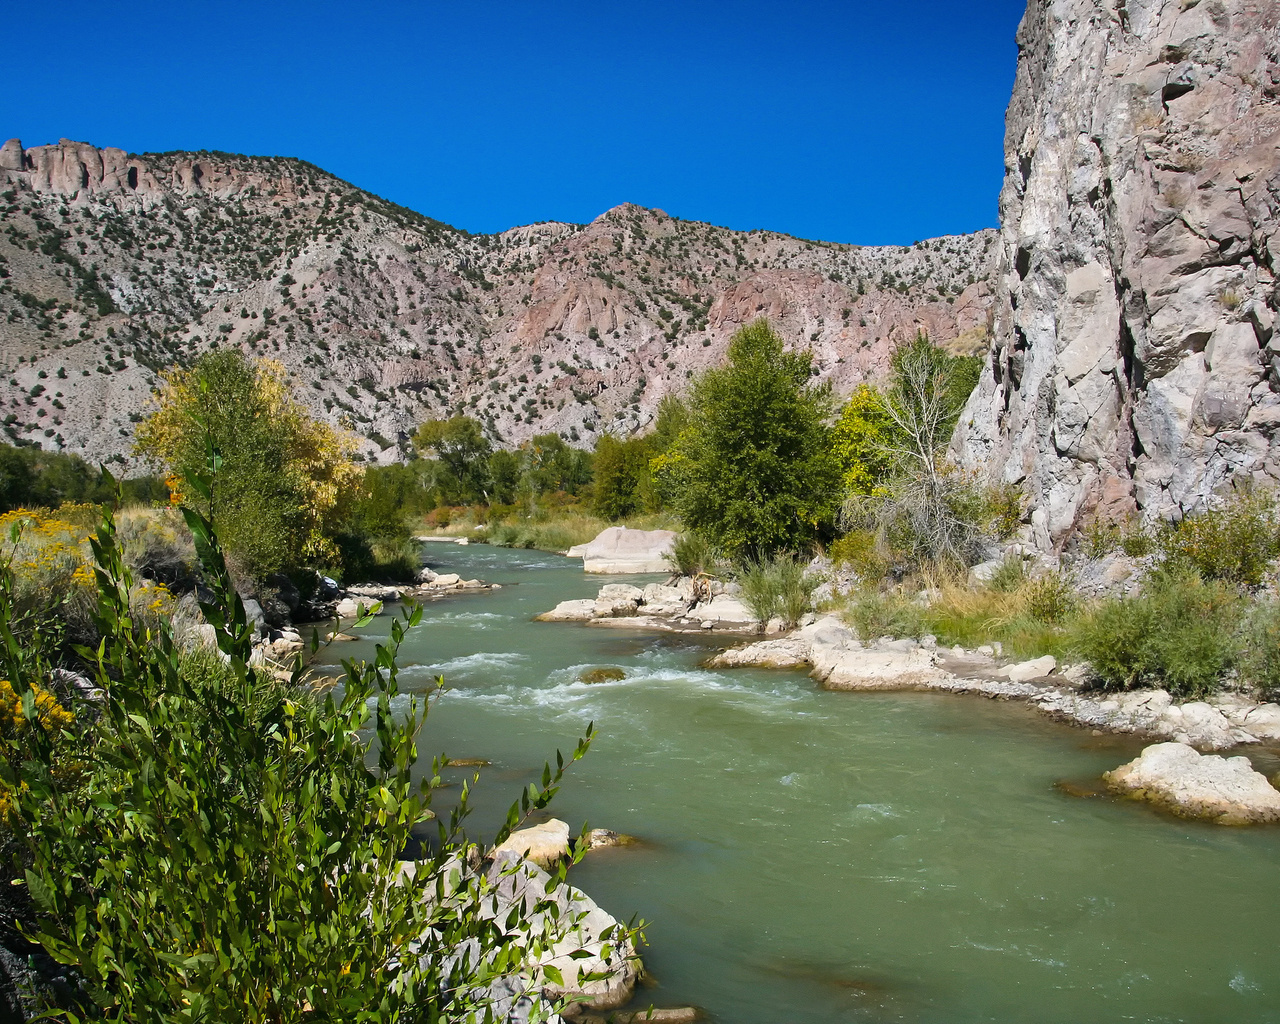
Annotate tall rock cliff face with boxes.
[954,0,1280,546]
[0,140,996,468]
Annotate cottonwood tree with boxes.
[657,319,840,558]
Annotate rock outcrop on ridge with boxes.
[954,0,1280,545]
[0,139,997,468]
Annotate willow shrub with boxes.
[0,481,618,1022]
[1069,570,1242,697]
[1157,489,1280,588]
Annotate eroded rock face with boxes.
[954,0,1280,545]
[1104,741,1280,823]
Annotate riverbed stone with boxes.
[594,584,644,618]
[1104,743,1280,824]
[580,527,677,573]
[691,595,755,626]
[813,645,946,691]
[640,583,691,617]
[1003,656,1057,682]
[493,819,572,868]
[537,599,597,622]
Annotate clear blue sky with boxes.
[4,0,1026,245]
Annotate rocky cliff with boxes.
[0,139,997,468]
[954,0,1280,546]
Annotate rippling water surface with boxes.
[321,544,1280,1024]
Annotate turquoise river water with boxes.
[321,544,1280,1024]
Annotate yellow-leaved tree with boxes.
[135,350,360,577]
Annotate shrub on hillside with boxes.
[827,529,890,583]
[1070,570,1241,697]
[1157,489,1280,588]
[1236,599,1280,698]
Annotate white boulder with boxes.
[536,599,597,622]
[593,583,644,618]
[493,819,572,868]
[580,527,677,574]
[691,595,755,625]
[1104,742,1280,824]
[1003,655,1057,682]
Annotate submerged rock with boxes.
[579,667,627,684]
[1104,743,1280,825]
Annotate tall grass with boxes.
[738,555,818,628]
[484,510,680,554]
[666,532,721,577]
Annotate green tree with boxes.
[592,435,653,520]
[830,384,899,495]
[656,319,839,557]
[413,415,492,502]
[134,352,360,577]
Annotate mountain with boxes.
[0,138,997,468]
[954,0,1280,546]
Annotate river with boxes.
[322,543,1280,1024]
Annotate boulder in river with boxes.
[1104,742,1280,824]
[537,599,597,622]
[493,819,572,868]
[579,527,677,573]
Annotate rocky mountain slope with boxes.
[0,139,996,468]
[953,0,1280,545]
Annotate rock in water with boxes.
[952,0,1280,543]
[580,527,677,574]
[536,599,597,622]
[1104,742,1280,825]
[493,819,572,868]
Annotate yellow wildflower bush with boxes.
[0,679,74,820]
[0,505,96,606]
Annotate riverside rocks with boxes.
[494,820,572,869]
[406,850,641,1020]
[707,616,1280,751]
[537,577,758,634]
[1104,743,1280,825]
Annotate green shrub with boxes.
[1158,489,1280,587]
[738,559,781,623]
[1070,571,1241,696]
[1023,571,1078,624]
[988,554,1027,592]
[666,532,720,577]
[828,529,890,583]
[844,589,925,641]
[737,554,818,627]
[1236,598,1280,697]
[0,491,627,1021]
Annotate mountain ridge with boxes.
[0,137,998,468]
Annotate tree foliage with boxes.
[830,385,898,496]
[134,351,360,577]
[412,416,493,502]
[592,435,654,521]
[656,319,839,558]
